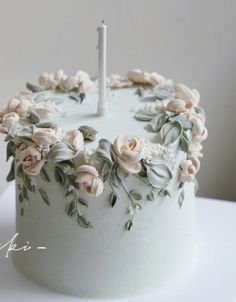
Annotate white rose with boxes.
[18,145,45,176]
[179,156,200,182]
[65,129,84,151]
[5,94,33,115]
[32,127,61,146]
[39,72,58,90]
[75,165,104,197]
[113,135,143,174]
[127,69,164,87]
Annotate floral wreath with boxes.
[0,69,207,231]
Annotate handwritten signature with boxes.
[0,233,47,258]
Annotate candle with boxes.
[97,21,107,116]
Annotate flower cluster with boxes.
[39,70,92,93]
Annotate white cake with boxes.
[0,69,207,298]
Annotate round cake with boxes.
[0,69,207,298]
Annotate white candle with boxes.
[97,21,107,116]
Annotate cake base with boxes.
[12,170,197,299]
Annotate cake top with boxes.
[0,69,207,230]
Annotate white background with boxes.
[0,0,235,200]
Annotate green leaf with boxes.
[39,188,50,206]
[129,190,142,200]
[146,191,155,201]
[151,88,173,100]
[48,143,77,162]
[35,122,57,129]
[178,189,185,208]
[110,192,118,207]
[6,159,15,182]
[20,208,24,216]
[158,189,171,197]
[66,201,77,217]
[135,87,146,97]
[69,93,85,103]
[169,115,192,130]
[77,215,92,228]
[160,121,183,145]
[54,166,66,185]
[19,192,24,203]
[135,112,154,122]
[16,164,23,178]
[26,82,44,92]
[79,125,97,141]
[78,198,88,207]
[145,162,172,189]
[40,166,51,182]
[125,219,133,231]
[67,175,80,189]
[22,173,35,192]
[28,110,41,124]
[149,113,168,131]
[97,139,114,164]
[180,133,189,153]
[22,185,29,201]
[6,141,16,161]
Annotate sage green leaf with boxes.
[79,125,97,141]
[20,208,24,216]
[135,112,154,122]
[97,139,114,164]
[178,189,185,208]
[69,93,85,103]
[6,160,15,182]
[40,166,51,182]
[28,110,41,124]
[35,122,57,129]
[146,191,155,201]
[26,82,44,92]
[77,215,92,228]
[125,219,133,231]
[22,185,29,201]
[19,192,24,203]
[149,113,168,131]
[135,87,146,97]
[67,175,80,189]
[146,162,172,189]
[110,192,118,207]
[66,201,77,217]
[54,166,66,185]
[39,188,50,206]
[195,106,206,120]
[160,121,182,145]
[158,189,171,197]
[11,125,35,138]
[169,115,192,130]
[129,190,142,200]
[180,132,189,153]
[151,88,173,100]
[78,198,88,207]
[22,173,35,192]
[16,164,23,178]
[116,166,128,181]
[48,143,77,162]
[6,141,16,161]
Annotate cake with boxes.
[0,69,207,298]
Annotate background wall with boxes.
[0,0,235,200]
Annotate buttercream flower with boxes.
[166,99,187,113]
[113,135,143,174]
[18,145,45,176]
[75,71,93,93]
[109,74,133,88]
[188,113,208,144]
[60,76,78,92]
[75,165,104,197]
[32,127,61,146]
[173,84,200,107]
[2,112,19,129]
[39,72,58,90]
[65,129,84,151]
[127,69,165,87]
[33,101,58,117]
[179,156,200,182]
[5,94,33,115]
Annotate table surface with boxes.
[0,183,235,302]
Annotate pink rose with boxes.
[2,112,19,129]
[76,165,104,197]
[166,99,188,113]
[65,129,84,151]
[5,91,33,115]
[32,127,61,146]
[179,156,200,182]
[113,135,143,174]
[18,145,45,176]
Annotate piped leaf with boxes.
[160,121,182,145]
[39,188,50,206]
[146,162,172,189]
[48,143,77,162]
[149,113,168,131]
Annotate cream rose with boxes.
[75,165,104,197]
[39,72,58,90]
[65,129,84,151]
[18,145,45,176]
[179,156,200,182]
[113,135,143,174]
[32,127,61,146]
[173,83,200,107]
[188,113,208,144]
[2,112,19,129]
[166,99,188,113]
[5,93,33,115]
[127,69,165,87]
